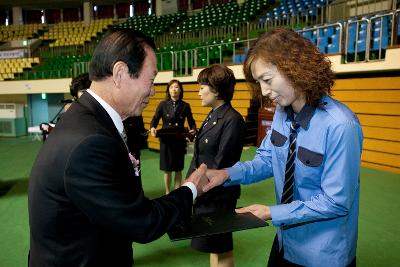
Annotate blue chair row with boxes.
[232,47,249,64]
[301,25,341,54]
[260,0,329,21]
[347,15,392,54]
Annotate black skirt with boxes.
[191,185,240,253]
[160,137,186,172]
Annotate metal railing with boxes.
[345,18,371,62]
[14,69,72,80]
[370,12,394,60]
[9,9,400,80]
[343,11,398,63]
[156,38,256,76]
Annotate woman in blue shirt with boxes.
[203,28,363,267]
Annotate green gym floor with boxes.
[0,136,399,267]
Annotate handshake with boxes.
[185,163,229,197]
[185,163,272,221]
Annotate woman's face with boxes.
[169,82,181,99]
[198,84,218,107]
[251,59,305,113]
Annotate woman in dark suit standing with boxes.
[187,64,246,267]
[150,80,197,194]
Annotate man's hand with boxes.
[186,163,208,197]
[150,127,157,137]
[202,169,229,193]
[235,204,271,221]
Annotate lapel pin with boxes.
[213,121,216,125]
[205,138,208,143]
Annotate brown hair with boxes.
[197,64,236,103]
[165,79,184,100]
[243,28,334,107]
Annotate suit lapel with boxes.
[197,104,229,139]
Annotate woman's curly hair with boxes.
[243,28,334,107]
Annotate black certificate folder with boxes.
[168,211,268,241]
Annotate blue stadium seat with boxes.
[302,30,313,40]
[233,54,242,64]
[356,39,367,52]
[327,34,340,53]
[327,43,339,54]
[370,36,388,51]
[318,37,328,53]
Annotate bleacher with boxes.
[0,0,399,172]
[116,13,186,37]
[0,0,396,81]
[175,0,269,33]
[259,0,330,23]
[0,24,47,42]
[0,57,39,81]
[20,54,91,80]
[41,18,114,47]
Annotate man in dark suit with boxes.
[28,29,208,267]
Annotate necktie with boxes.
[202,113,212,129]
[281,120,300,204]
[121,129,128,148]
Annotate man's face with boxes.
[116,47,157,118]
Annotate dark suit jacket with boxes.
[123,115,148,159]
[150,99,196,132]
[187,103,246,202]
[28,93,193,267]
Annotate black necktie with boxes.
[281,120,300,204]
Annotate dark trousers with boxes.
[267,235,356,267]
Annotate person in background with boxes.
[40,73,92,141]
[28,28,208,267]
[70,72,91,100]
[150,79,197,194]
[188,64,246,267]
[123,115,148,160]
[203,28,363,267]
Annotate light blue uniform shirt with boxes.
[226,95,363,267]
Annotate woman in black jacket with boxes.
[187,65,246,267]
[150,80,196,194]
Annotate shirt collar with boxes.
[86,89,124,134]
[286,105,316,130]
[210,102,227,117]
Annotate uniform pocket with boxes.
[298,146,323,167]
[270,129,287,147]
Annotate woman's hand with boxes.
[186,129,197,142]
[235,204,271,221]
[150,127,157,137]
